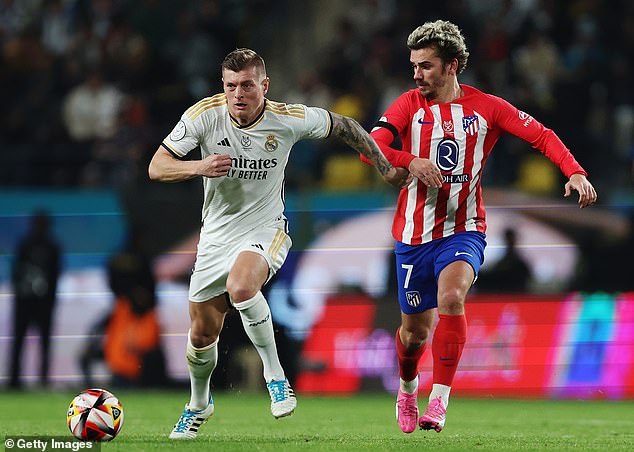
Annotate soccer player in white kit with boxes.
[148,48,408,439]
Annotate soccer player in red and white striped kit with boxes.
[361,20,597,433]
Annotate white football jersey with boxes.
[162,93,332,245]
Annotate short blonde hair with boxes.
[407,20,469,74]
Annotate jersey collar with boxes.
[228,99,267,130]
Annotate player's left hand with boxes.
[564,173,597,208]
[383,166,413,188]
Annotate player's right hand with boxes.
[199,153,232,177]
[564,173,597,208]
[408,158,443,188]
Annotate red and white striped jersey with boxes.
[366,84,587,245]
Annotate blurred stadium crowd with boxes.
[1,0,633,197]
[2,0,633,391]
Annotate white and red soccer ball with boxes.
[67,388,124,441]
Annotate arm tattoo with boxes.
[331,113,393,176]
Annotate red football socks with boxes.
[432,314,467,386]
[395,327,427,381]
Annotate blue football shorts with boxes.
[394,231,486,314]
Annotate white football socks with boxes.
[187,331,218,411]
[234,291,285,383]
[429,383,451,407]
[400,376,419,394]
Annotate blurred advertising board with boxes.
[297,292,634,399]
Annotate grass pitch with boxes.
[1,389,634,451]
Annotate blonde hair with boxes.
[407,20,469,74]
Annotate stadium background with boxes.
[1,0,633,400]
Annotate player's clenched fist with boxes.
[199,154,232,177]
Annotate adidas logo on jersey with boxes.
[217,138,231,147]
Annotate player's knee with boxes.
[401,324,430,349]
[189,329,218,348]
[225,282,257,304]
[437,288,466,315]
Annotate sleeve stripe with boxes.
[161,143,187,160]
[185,94,225,117]
[265,104,305,118]
[264,108,305,119]
[267,101,305,113]
[266,103,305,114]
[187,100,226,120]
[375,120,398,139]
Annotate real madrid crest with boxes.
[265,134,278,152]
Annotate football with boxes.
[67,388,124,441]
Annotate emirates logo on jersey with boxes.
[224,154,279,181]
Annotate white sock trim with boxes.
[232,291,264,311]
[187,329,219,351]
[400,376,419,394]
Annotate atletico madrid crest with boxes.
[462,115,478,136]
[406,291,421,307]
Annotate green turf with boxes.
[1,390,633,451]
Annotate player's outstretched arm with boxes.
[330,112,411,188]
[564,173,598,208]
[148,146,232,182]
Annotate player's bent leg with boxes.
[422,259,473,433]
[395,313,433,433]
[233,291,285,382]
[234,290,295,418]
[228,252,286,383]
[229,250,296,417]
[267,378,297,418]
[170,396,214,439]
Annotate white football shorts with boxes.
[188,223,291,302]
